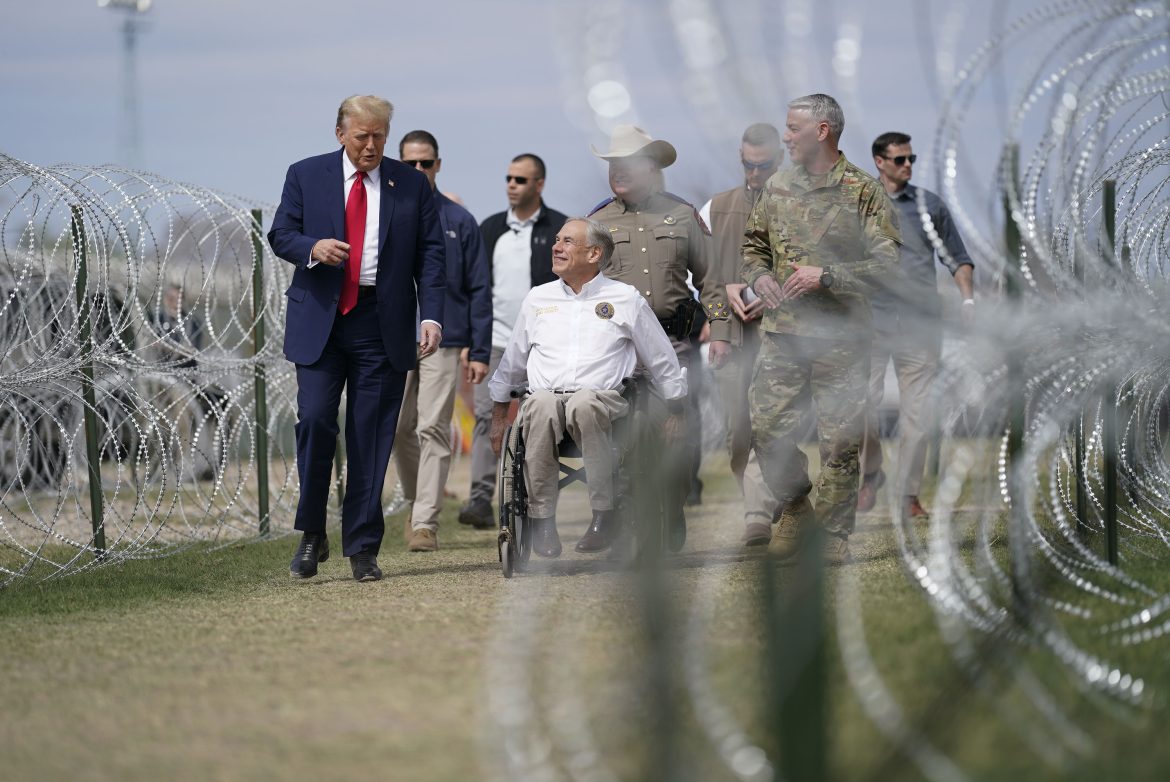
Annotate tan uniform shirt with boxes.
[707,186,761,347]
[591,192,731,342]
[742,154,902,340]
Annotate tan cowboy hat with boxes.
[590,124,677,168]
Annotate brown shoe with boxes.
[906,496,930,519]
[823,533,852,565]
[531,516,562,558]
[768,496,814,560]
[407,527,438,552]
[740,521,771,547]
[857,470,885,512]
[575,510,619,553]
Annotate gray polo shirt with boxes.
[870,183,973,333]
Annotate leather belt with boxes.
[357,285,377,300]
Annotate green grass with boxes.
[1,452,1168,781]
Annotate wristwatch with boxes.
[819,265,834,289]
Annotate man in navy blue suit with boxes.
[268,95,446,582]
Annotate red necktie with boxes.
[339,171,367,314]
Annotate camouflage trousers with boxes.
[749,332,869,537]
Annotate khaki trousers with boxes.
[860,332,940,497]
[469,347,506,505]
[519,389,628,518]
[394,347,461,531]
[713,324,780,525]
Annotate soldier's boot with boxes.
[768,496,814,561]
[822,533,852,566]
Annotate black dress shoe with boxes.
[575,510,619,553]
[667,511,686,553]
[290,532,329,578]
[350,550,383,582]
[685,478,703,507]
[530,516,562,558]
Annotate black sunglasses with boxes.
[506,175,531,185]
[406,159,436,169]
[881,154,917,166]
[741,158,778,171]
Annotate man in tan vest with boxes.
[699,123,784,546]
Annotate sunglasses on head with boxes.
[881,154,917,166]
[406,159,436,169]
[506,175,530,185]
[741,158,778,171]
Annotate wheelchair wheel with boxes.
[496,421,529,577]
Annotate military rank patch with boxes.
[663,215,676,225]
[595,302,614,320]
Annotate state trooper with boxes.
[742,94,902,565]
[588,124,730,552]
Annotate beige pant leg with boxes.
[519,391,567,518]
[393,366,421,502]
[395,347,460,531]
[736,325,780,525]
[860,342,891,480]
[563,389,628,512]
[891,340,940,497]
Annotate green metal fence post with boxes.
[1003,145,1032,612]
[250,209,271,537]
[1101,180,1119,565]
[70,205,107,557]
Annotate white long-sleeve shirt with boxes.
[489,272,687,403]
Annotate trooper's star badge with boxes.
[663,215,676,225]
[595,302,614,320]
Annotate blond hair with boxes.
[336,95,393,130]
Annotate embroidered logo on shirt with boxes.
[535,305,558,316]
[595,302,614,320]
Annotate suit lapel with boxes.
[326,149,346,240]
[378,159,396,255]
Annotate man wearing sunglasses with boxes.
[459,154,568,530]
[698,123,785,547]
[394,130,492,552]
[742,94,901,566]
[588,124,731,552]
[858,132,975,521]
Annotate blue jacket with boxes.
[435,192,492,362]
[267,149,446,372]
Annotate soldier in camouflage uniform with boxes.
[741,94,901,565]
[588,124,731,553]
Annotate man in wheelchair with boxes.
[488,217,687,557]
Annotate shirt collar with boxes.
[558,271,606,297]
[890,182,916,201]
[507,206,541,230]
[788,152,848,192]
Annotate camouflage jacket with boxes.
[741,153,901,340]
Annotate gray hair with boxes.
[787,93,844,140]
[742,122,781,148]
[336,95,394,130]
[565,216,614,265]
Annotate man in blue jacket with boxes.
[394,130,492,552]
[268,95,446,582]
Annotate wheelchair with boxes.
[495,377,667,577]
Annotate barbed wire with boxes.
[0,154,306,586]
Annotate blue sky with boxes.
[2,0,1046,244]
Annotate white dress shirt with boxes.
[308,153,382,285]
[489,272,687,403]
[490,207,539,348]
